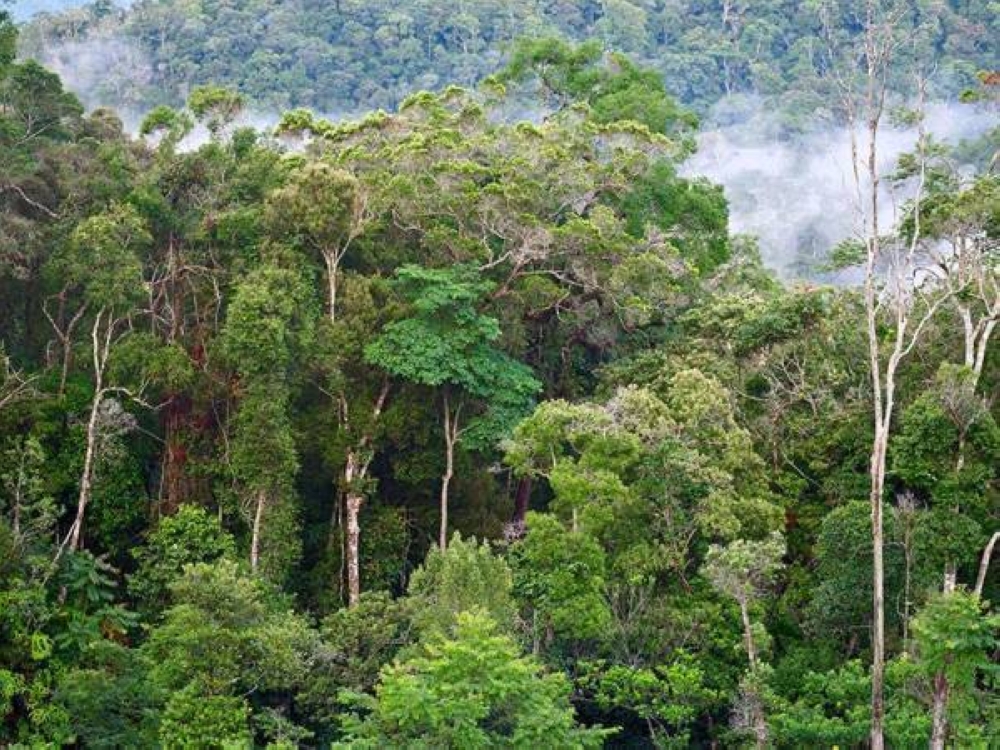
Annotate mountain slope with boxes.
[19,0,999,119]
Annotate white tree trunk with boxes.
[346,491,363,607]
[68,312,111,553]
[439,391,458,550]
[250,489,265,572]
[324,249,340,324]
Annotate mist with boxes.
[683,96,997,279]
[27,25,996,281]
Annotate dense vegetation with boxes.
[20,0,1000,120]
[1,1,999,747]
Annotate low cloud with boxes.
[683,97,996,279]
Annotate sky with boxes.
[8,0,104,21]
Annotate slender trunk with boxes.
[866,267,888,750]
[324,249,340,324]
[929,669,950,750]
[60,335,73,396]
[346,491,362,607]
[70,387,102,552]
[858,10,888,742]
[250,489,265,572]
[440,390,456,550]
[69,313,108,553]
[870,424,886,750]
[738,597,767,748]
[739,597,757,669]
[336,381,389,607]
[343,447,362,606]
[974,532,999,598]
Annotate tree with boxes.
[337,610,610,748]
[186,84,245,138]
[366,265,540,549]
[222,263,315,578]
[826,5,939,744]
[406,532,515,636]
[704,532,784,747]
[48,203,150,556]
[911,590,1000,748]
[128,504,236,615]
[142,560,317,746]
[265,161,381,606]
[265,162,368,325]
[499,37,698,142]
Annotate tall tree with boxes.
[826,4,939,744]
[222,263,315,578]
[48,204,150,555]
[366,265,540,549]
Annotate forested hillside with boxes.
[1,1,999,747]
[20,0,1000,118]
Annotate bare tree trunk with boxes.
[739,597,757,669]
[343,448,362,607]
[68,312,109,553]
[439,390,457,550]
[738,597,767,748]
[250,489,265,572]
[323,249,340,324]
[338,380,389,607]
[69,388,101,552]
[869,427,887,750]
[929,669,950,750]
[974,532,999,597]
[346,490,362,607]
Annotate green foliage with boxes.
[407,533,514,636]
[223,263,317,379]
[579,655,718,746]
[21,0,996,120]
[501,37,697,141]
[52,551,136,661]
[143,560,317,744]
[129,504,236,615]
[511,512,610,645]
[53,640,159,748]
[1,14,999,748]
[337,610,610,748]
[366,264,541,449]
[139,105,193,149]
[53,202,149,311]
[911,591,1000,742]
[808,501,906,642]
[0,12,15,69]
[187,85,246,136]
[299,592,414,741]
[160,685,252,748]
[704,532,785,608]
